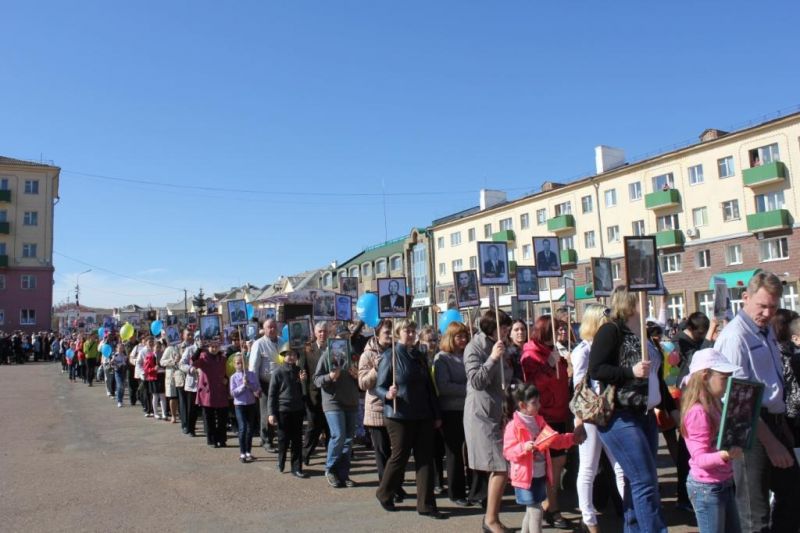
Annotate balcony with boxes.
[560,248,577,266]
[547,214,576,234]
[0,221,9,234]
[743,161,787,188]
[655,229,685,248]
[492,230,516,246]
[746,209,793,233]
[0,190,10,202]
[645,189,681,210]
[0,254,7,267]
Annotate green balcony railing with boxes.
[0,189,10,202]
[560,248,577,265]
[0,221,9,234]
[547,214,576,233]
[492,230,516,244]
[743,161,787,188]
[645,189,681,210]
[655,229,684,248]
[746,209,793,232]
[0,254,7,268]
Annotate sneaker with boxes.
[245,453,253,462]
[106,392,112,397]
[325,471,341,488]
[117,402,123,408]
[343,478,356,488]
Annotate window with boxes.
[760,237,789,261]
[24,180,39,194]
[467,228,476,242]
[584,231,595,249]
[21,275,36,289]
[725,244,743,265]
[450,232,462,246]
[0,242,5,255]
[520,213,530,229]
[483,223,492,238]
[666,294,685,320]
[554,202,572,216]
[0,178,8,190]
[322,273,332,287]
[604,189,617,207]
[749,143,780,167]
[22,243,37,258]
[20,309,36,325]
[469,256,477,269]
[499,218,513,231]
[651,173,674,191]
[696,291,714,317]
[631,219,645,236]
[612,262,621,281]
[0,274,5,290]
[581,195,593,213]
[0,210,6,222]
[755,191,785,213]
[522,244,532,260]
[437,236,445,249]
[692,207,708,227]
[782,282,798,312]
[718,156,735,178]
[697,249,711,268]
[536,209,547,225]
[438,263,446,276]
[656,214,680,231]
[375,260,386,275]
[0,309,3,325]
[722,200,740,221]
[390,256,402,271]
[628,182,642,201]
[452,259,463,272]
[660,253,682,273]
[362,263,372,277]
[23,211,38,226]
[688,164,704,185]
[607,225,620,242]
[561,236,574,250]
[348,266,359,278]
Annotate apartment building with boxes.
[0,156,60,333]
[430,112,800,320]
[321,236,406,300]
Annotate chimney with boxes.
[330,260,338,269]
[595,145,626,174]
[699,129,728,142]
[480,189,507,211]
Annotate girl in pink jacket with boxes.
[503,382,583,533]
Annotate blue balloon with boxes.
[66,348,75,359]
[246,303,254,320]
[97,327,105,338]
[280,324,289,344]
[439,309,464,334]
[101,344,113,357]
[356,293,380,328]
[150,320,163,336]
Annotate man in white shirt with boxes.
[248,319,280,451]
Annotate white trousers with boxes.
[577,422,625,526]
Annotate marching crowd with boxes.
[9,271,800,532]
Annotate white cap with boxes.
[688,348,740,376]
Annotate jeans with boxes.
[686,476,740,533]
[234,403,258,455]
[324,409,357,479]
[577,422,625,526]
[105,365,116,396]
[598,410,667,533]
[114,369,126,404]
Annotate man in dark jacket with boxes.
[300,321,331,465]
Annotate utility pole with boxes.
[75,269,91,330]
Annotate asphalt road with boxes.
[0,363,698,532]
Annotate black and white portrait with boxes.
[245,323,259,342]
[165,325,181,345]
[718,378,764,450]
[516,267,540,302]
[335,294,353,321]
[478,241,510,285]
[591,257,614,297]
[624,236,658,291]
[226,298,248,326]
[199,314,222,341]
[564,277,576,309]
[454,270,480,308]
[533,237,561,278]
[378,277,407,318]
[288,319,311,349]
[327,338,352,371]
[340,277,359,300]
[313,293,335,321]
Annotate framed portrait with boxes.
[533,236,562,278]
[312,293,336,321]
[206,300,218,314]
[712,276,733,321]
[515,266,540,302]
[199,314,222,341]
[340,276,359,300]
[165,315,179,327]
[327,338,352,371]
[477,241,510,285]
[377,277,408,318]
[288,318,311,349]
[335,294,353,321]
[165,325,181,345]
[591,257,614,297]
[264,307,276,321]
[717,378,765,450]
[245,322,259,342]
[624,236,658,291]
[564,277,576,309]
[226,298,248,326]
[453,270,481,308]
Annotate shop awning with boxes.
[707,269,761,290]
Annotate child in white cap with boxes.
[679,348,742,533]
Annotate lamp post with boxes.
[75,269,91,329]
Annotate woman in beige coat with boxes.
[160,342,185,424]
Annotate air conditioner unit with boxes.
[685,228,699,238]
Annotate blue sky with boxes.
[2,1,799,308]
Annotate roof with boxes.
[0,156,60,170]
[336,236,406,270]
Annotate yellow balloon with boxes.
[120,323,134,341]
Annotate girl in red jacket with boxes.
[503,382,584,533]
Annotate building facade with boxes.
[0,157,60,333]
[430,112,800,321]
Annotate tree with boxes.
[192,288,207,316]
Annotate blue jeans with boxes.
[324,409,357,479]
[686,476,741,533]
[114,369,126,404]
[234,404,258,455]
[598,410,667,533]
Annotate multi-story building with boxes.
[431,111,800,321]
[0,156,60,333]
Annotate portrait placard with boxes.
[327,338,352,371]
[335,294,353,321]
[165,315,179,327]
[199,314,222,341]
[245,323,259,342]
[312,293,335,321]
[226,298,248,326]
[288,318,311,349]
[340,277,359,300]
[454,270,481,308]
[515,266,540,302]
[624,236,658,291]
[477,241,510,285]
[264,308,277,321]
[591,257,614,297]
[564,277,576,309]
[377,277,408,318]
[717,378,765,451]
[713,276,733,321]
[533,236,562,278]
[165,325,181,345]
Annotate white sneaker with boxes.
[117,402,123,407]
[106,392,112,397]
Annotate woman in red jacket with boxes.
[191,338,229,448]
[520,315,572,530]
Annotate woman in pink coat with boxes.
[191,338,229,448]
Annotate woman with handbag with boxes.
[570,304,624,533]
[588,287,678,533]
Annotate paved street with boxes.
[1,363,698,532]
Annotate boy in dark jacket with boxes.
[268,343,308,478]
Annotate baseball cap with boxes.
[688,348,740,376]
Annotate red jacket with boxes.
[520,339,570,423]
[503,411,574,489]
[142,351,158,382]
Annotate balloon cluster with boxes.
[660,340,681,387]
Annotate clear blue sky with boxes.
[2,1,799,308]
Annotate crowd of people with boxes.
[9,270,800,532]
